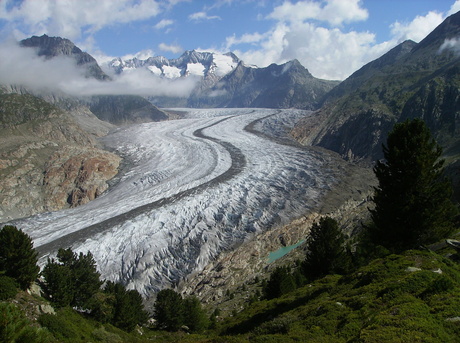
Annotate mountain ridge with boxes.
[21,34,111,81]
[292,11,460,163]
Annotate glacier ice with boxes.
[13,109,339,296]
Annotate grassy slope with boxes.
[217,249,460,343]
[3,247,459,342]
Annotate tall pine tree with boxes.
[368,119,458,252]
[303,217,349,280]
[154,289,184,331]
[0,225,39,290]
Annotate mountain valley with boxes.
[0,10,460,342]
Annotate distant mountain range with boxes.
[107,50,240,80]
[105,49,339,109]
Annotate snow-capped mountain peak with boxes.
[106,50,240,80]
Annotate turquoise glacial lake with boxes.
[268,240,304,263]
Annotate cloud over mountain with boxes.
[0,40,197,97]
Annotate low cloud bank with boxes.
[439,37,460,55]
[0,41,198,98]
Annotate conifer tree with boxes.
[105,282,148,332]
[71,251,103,308]
[368,119,458,252]
[41,248,102,308]
[41,260,74,308]
[0,225,39,290]
[303,217,349,280]
[263,266,296,299]
[154,289,184,331]
[183,296,209,332]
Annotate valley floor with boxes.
[12,108,366,295]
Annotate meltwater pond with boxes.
[268,240,305,263]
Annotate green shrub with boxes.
[423,275,455,297]
[0,275,19,300]
[253,316,292,335]
[91,327,123,343]
[0,302,29,342]
[38,313,79,341]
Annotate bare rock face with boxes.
[0,92,121,222]
[43,147,121,210]
[0,145,120,222]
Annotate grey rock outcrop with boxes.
[0,93,120,222]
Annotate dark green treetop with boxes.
[154,288,185,331]
[0,225,39,290]
[41,248,102,309]
[101,281,148,332]
[263,266,297,300]
[303,217,350,280]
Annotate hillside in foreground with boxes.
[2,245,460,342]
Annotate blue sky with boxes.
[0,0,459,80]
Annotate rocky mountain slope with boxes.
[292,11,460,163]
[0,92,120,221]
[188,59,339,109]
[21,34,110,81]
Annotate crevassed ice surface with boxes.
[14,109,338,295]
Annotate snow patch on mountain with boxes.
[105,50,241,80]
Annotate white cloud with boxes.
[390,11,444,43]
[159,42,182,54]
[0,0,163,40]
[268,0,368,26]
[225,32,266,50]
[439,37,460,54]
[188,11,221,21]
[447,0,460,15]
[225,0,453,80]
[232,21,387,80]
[155,19,174,30]
[123,49,156,61]
[0,41,197,97]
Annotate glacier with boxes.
[13,108,340,296]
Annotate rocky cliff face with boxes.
[292,12,460,162]
[0,93,121,222]
[43,147,121,210]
